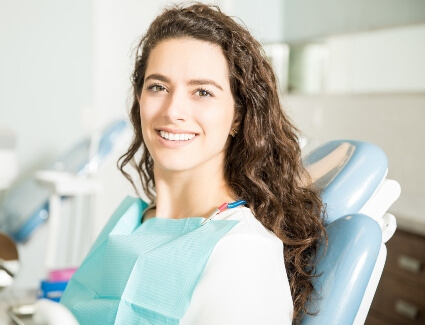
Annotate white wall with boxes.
[325,24,425,93]
[0,0,93,289]
[0,0,92,180]
[288,24,425,94]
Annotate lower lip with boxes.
[156,131,198,148]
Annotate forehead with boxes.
[145,38,230,87]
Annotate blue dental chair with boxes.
[29,139,400,324]
[302,140,400,324]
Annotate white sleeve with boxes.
[180,233,293,325]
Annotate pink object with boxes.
[48,267,78,282]
[217,203,228,213]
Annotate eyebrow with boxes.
[187,79,223,91]
[145,73,224,91]
[145,74,170,83]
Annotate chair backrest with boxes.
[301,140,401,325]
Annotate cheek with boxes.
[138,102,145,126]
[139,96,156,124]
[201,97,235,123]
[197,108,234,141]
[138,100,154,136]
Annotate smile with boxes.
[159,130,197,141]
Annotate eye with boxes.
[195,88,214,98]
[147,84,167,92]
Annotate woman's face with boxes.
[139,38,236,175]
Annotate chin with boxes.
[154,157,197,173]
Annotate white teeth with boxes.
[159,130,196,141]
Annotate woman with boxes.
[61,3,326,324]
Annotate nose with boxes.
[161,88,188,121]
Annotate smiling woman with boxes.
[60,3,326,324]
[139,38,236,179]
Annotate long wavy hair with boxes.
[118,3,326,323]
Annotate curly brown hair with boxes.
[118,3,326,323]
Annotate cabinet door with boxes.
[385,230,425,286]
[369,275,425,324]
[367,229,425,324]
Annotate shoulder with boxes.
[209,207,285,280]
[181,207,294,325]
[217,207,283,251]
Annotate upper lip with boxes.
[156,127,199,134]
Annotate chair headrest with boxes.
[303,140,388,223]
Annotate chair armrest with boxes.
[302,213,382,324]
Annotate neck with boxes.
[152,158,236,220]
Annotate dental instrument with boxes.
[201,200,247,225]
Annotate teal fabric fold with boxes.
[61,196,238,324]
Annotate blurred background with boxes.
[0,0,424,323]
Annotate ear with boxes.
[229,114,241,138]
[231,111,242,132]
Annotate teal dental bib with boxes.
[61,197,238,324]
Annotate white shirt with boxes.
[181,207,294,324]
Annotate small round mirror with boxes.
[0,232,19,289]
